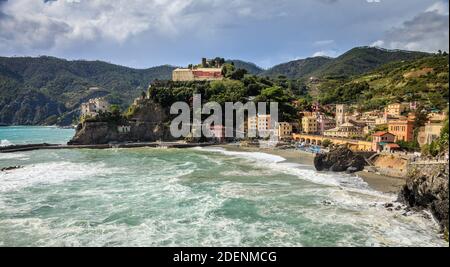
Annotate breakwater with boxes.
[0,142,216,153]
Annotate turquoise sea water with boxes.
[0,127,447,246]
[0,126,75,146]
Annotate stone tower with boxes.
[336,104,347,127]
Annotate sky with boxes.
[0,0,448,69]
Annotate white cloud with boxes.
[425,1,449,15]
[371,1,449,52]
[370,40,385,47]
[0,0,287,53]
[312,50,338,57]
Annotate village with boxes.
[79,58,448,161]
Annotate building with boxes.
[257,114,272,138]
[417,119,445,147]
[323,122,364,139]
[247,116,258,137]
[384,103,408,117]
[172,68,223,81]
[335,104,347,127]
[388,119,414,142]
[210,125,226,143]
[316,114,336,134]
[302,116,318,134]
[81,98,110,117]
[371,132,396,152]
[172,59,224,81]
[277,122,293,140]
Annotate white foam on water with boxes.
[195,147,286,163]
[0,140,14,147]
[0,161,122,193]
[0,153,28,160]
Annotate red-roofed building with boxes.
[372,132,396,152]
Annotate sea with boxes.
[0,126,447,246]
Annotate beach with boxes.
[217,144,406,194]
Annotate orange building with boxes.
[388,120,415,142]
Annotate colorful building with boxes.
[388,119,415,142]
[371,131,396,152]
[173,68,223,81]
[323,122,364,139]
[301,116,318,134]
[257,114,272,138]
[277,122,293,140]
[384,103,409,117]
[316,114,336,134]
[172,59,224,81]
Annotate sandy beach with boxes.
[217,144,406,194]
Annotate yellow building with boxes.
[384,103,408,117]
[277,122,293,140]
[301,116,318,134]
[323,122,364,139]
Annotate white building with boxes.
[81,98,110,117]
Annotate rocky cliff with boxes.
[314,146,366,173]
[399,163,449,233]
[69,99,174,145]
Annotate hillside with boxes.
[262,57,332,79]
[262,47,429,79]
[0,56,175,125]
[0,48,443,126]
[226,60,264,75]
[316,54,449,111]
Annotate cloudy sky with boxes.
[0,0,448,68]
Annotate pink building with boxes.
[210,125,226,143]
[317,114,336,134]
[371,132,396,152]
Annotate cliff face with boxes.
[399,164,449,232]
[69,100,174,145]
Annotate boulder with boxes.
[314,146,366,173]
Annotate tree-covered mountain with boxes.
[226,60,264,75]
[262,47,430,79]
[262,56,332,79]
[316,54,449,111]
[0,47,444,126]
[0,56,175,125]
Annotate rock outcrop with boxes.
[314,146,366,173]
[68,99,174,145]
[399,164,449,232]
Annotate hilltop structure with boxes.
[80,98,110,118]
[172,58,224,82]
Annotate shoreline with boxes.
[216,144,406,194]
[1,140,406,194]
